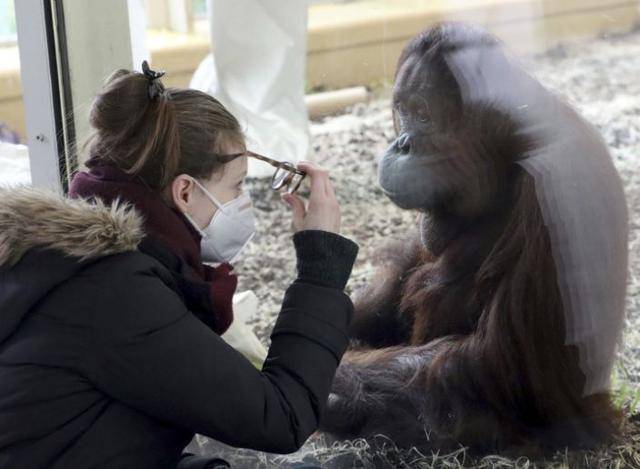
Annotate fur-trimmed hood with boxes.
[0,185,144,268]
[0,186,146,345]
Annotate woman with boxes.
[0,64,358,468]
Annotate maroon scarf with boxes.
[69,164,236,334]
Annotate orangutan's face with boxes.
[378,45,509,221]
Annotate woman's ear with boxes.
[169,174,196,213]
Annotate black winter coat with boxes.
[0,187,358,469]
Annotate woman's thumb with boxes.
[282,193,305,227]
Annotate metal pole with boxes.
[15,0,66,192]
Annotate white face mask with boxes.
[184,179,256,264]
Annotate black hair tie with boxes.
[141,60,166,100]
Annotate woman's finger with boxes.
[297,161,331,198]
[281,193,306,232]
[325,176,337,199]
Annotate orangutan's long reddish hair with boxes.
[319,22,624,453]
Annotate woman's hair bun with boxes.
[85,63,245,190]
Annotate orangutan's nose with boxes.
[397,133,411,154]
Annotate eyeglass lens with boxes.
[271,165,305,193]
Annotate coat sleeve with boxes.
[82,230,358,454]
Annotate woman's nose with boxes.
[396,133,411,154]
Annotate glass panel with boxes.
[5,0,639,466]
[191,0,206,18]
[176,1,639,465]
[0,0,16,44]
[0,0,29,185]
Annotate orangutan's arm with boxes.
[348,232,425,348]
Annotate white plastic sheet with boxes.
[221,290,268,369]
[191,0,310,177]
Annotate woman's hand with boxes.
[281,161,341,235]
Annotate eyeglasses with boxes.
[222,151,307,194]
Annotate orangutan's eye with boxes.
[413,100,430,123]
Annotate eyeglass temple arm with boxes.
[247,151,305,174]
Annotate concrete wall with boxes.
[306,0,640,89]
